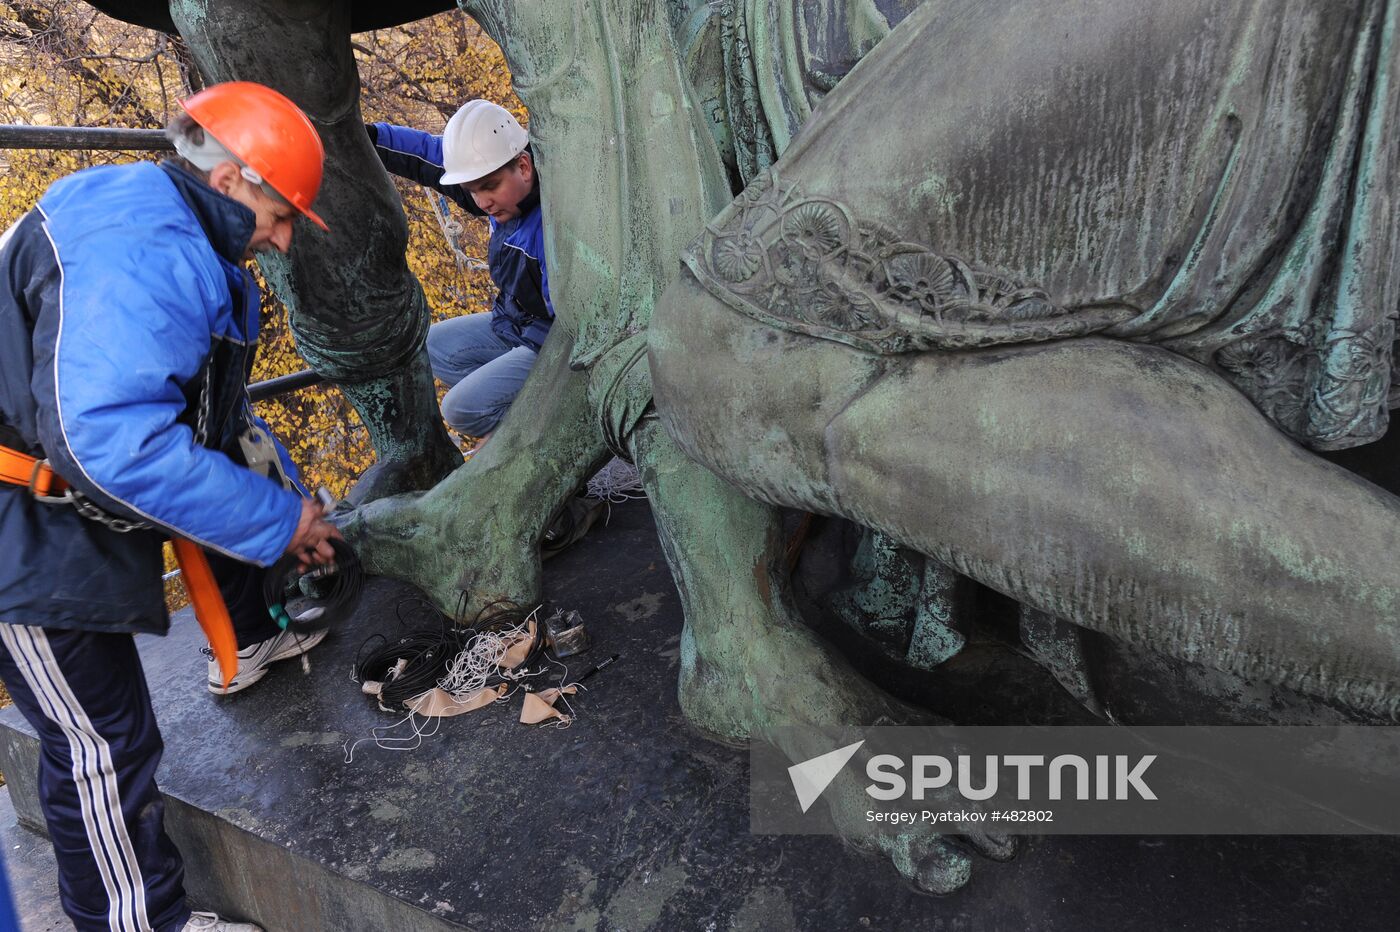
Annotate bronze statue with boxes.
[84,0,1400,894]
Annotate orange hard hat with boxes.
[179,81,329,231]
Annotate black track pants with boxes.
[0,625,189,932]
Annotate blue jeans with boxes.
[425,313,537,436]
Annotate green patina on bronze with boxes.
[831,529,969,671]
[91,0,1400,895]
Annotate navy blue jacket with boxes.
[369,122,554,351]
[0,162,304,634]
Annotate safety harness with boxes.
[0,444,68,499]
[0,443,239,688]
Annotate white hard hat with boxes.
[440,100,529,185]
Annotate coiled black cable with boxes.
[262,537,364,634]
[353,615,475,709]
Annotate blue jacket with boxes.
[0,161,304,634]
[369,122,554,351]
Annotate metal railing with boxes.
[248,368,324,402]
[0,125,174,151]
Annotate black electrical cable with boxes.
[354,628,474,708]
[395,595,444,628]
[465,599,528,632]
[351,598,555,710]
[262,537,364,634]
[352,601,479,706]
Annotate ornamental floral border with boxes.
[683,168,1134,356]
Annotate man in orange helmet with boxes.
[0,82,338,932]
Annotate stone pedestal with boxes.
[3,500,1399,930]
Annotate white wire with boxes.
[343,710,443,763]
[585,457,646,504]
[532,652,588,729]
[438,606,543,698]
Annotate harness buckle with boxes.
[28,457,73,504]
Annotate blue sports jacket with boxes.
[0,161,304,633]
[369,122,554,351]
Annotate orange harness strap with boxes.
[171,539,239,690]
[1,443,239,689]
[0,445,68,498]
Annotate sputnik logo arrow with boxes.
[787,740,866,813]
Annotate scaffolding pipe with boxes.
[0,125,174,151]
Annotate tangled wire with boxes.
[351,600,548,710]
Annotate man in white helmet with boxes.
[367,100,552,444]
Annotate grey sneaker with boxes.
[182,911,263,931]
[207,627,328,695]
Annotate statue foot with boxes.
[855,832,1017,895]
[338,326,607,612]
[863,835,973,895]
[339,478,541,615]
[336,351,464,506]
[679,614,1020,895]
